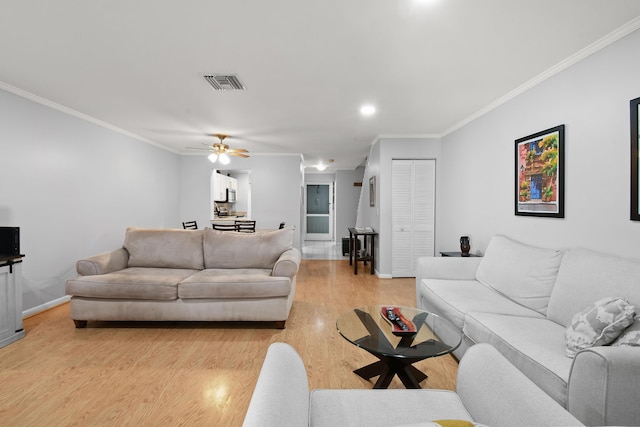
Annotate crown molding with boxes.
[442,17,640,137]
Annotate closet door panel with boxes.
[392,159,435,277]
[413,160,435,260]
[392,161,413,277]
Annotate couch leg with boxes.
[73,320,87,328]
[274,320,286,329]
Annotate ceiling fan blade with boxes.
[186,146,214,151]
[230,152,250,158]
[228,148,249,153]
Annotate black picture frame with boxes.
[515,125,565,218]
[369,176,376,207]
[631,97,640,221]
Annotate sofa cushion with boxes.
[417,279,544,330]
[475,235,563,315]
[565,297,636,357]
[612,317,640,346]
[463,312,572,407]
[394,421,480,427]
[310,389,473,427]
[547,248,640,327]
[203,227,294,269]
[178,269,292,299]
[65,267,197,300]
[124,227,204,269]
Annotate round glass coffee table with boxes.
[336,305,462,389]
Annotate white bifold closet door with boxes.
[392,159,435,277]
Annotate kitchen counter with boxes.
[211,216,251,222]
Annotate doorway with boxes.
[304,183,333,241]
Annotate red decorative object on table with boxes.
[381,306,416,336]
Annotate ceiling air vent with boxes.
[204,74,245,91]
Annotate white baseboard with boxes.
[22,295,71,318]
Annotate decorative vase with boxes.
[460,236,470,257]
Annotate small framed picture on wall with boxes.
[369,176,376,207]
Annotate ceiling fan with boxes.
[186,134,249,164]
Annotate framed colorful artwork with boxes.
[515,125,565,218]
[631,97,640,221]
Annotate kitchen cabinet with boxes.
[212,172,238,202]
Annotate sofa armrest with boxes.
[568,346,640,426]
[243,343,309,427]
[458,343,583,426]
[76,248,129,276]
[415,256,482,284]
[272,248,301,279]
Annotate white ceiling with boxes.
[2,1,640,172]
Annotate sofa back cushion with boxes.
[475,235,564,315]
[547,248,640,327]
[203,227,294,269]
[124,227,204,269]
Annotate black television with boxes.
[0,227,20,256]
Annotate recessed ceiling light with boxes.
[360,104,376,117]
[316,164,327,171]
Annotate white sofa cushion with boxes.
[417,278,544,330]
[475,235,563,315]
[565,297,636,357]
[547,248,640,327]
[463,312,572,407]
[310,389,473,427]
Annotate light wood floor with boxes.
[0,260,458,426]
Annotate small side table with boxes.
[348,227,378,275]
[440,252,480,257]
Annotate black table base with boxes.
[353,357,428,389]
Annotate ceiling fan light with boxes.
[219,153,231,165]
[208,153,219,163]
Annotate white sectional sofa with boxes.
[416,235,640,427]
[66,226,301,328]
[243,342,583,427]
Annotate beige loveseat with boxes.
[416,235,640,426]
[66,226,301,328]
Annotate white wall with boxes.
[0,88,180,312]
[438,28,640,257]
[179,154,304,249]
[357,138,442,277]
[335,167,365,240]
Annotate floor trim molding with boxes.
[23,295,71,319]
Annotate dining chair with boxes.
[235,220,256,233]
[212,223,239,232]
[182,221,198,230]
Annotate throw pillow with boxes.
[394,421,487,427]
[611,316,640,347]
[565,297,636,358]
